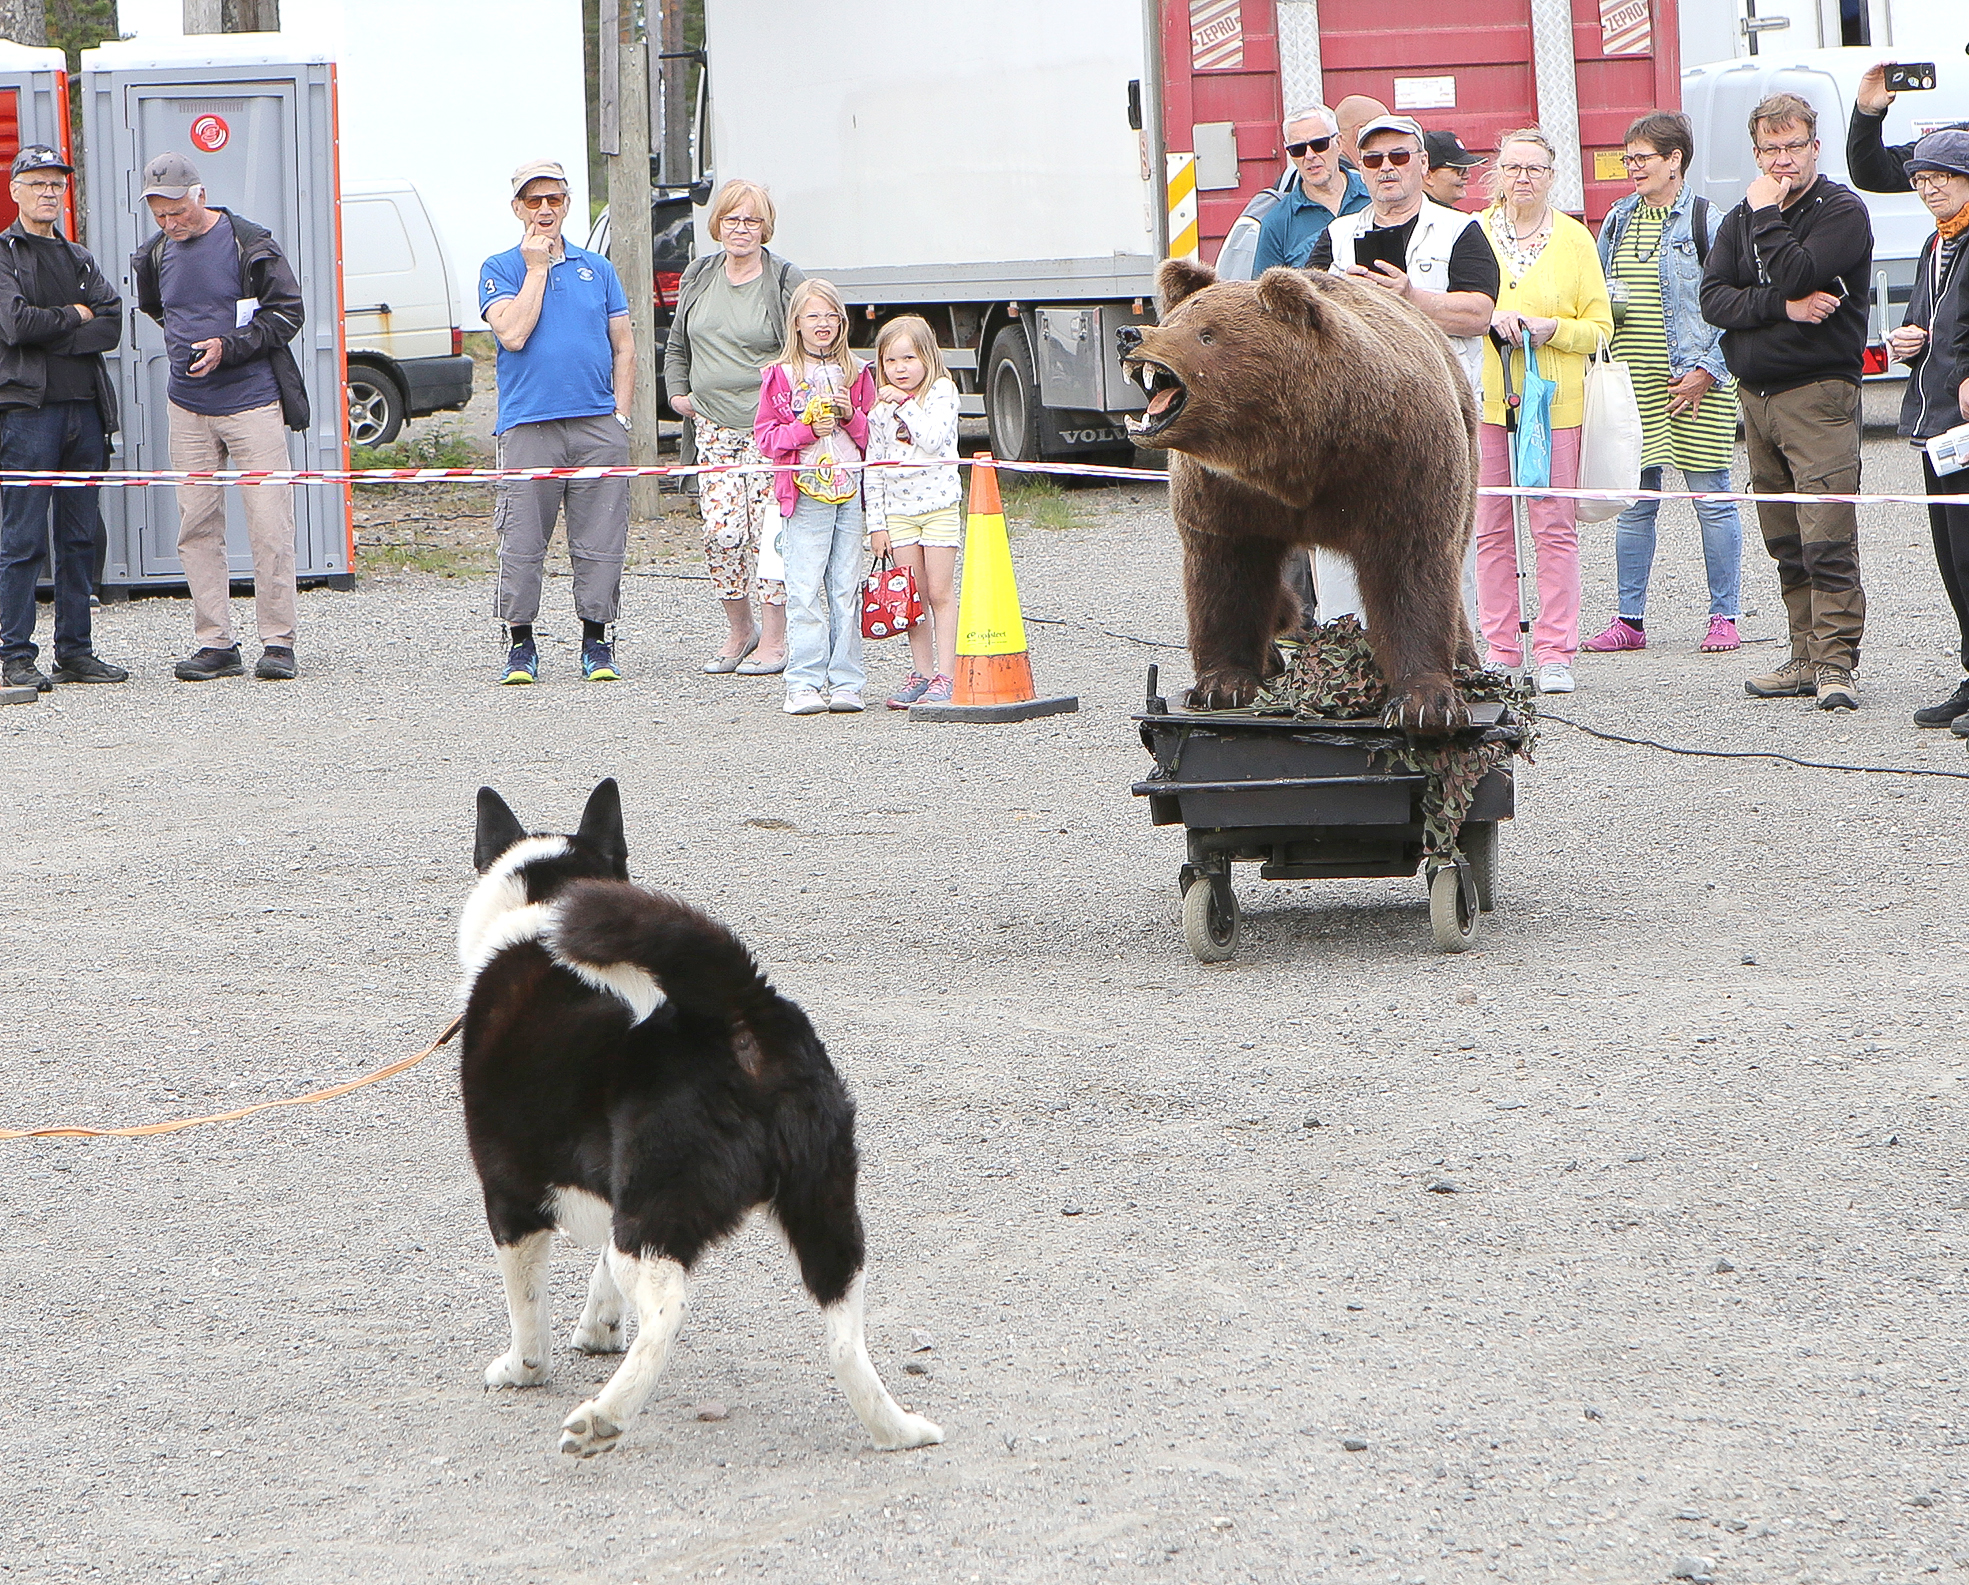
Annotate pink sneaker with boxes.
[1700,616,1741,653]
[1583,617,1647,653]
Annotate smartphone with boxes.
[1351,226,1410,278]
[1886,61,1937,92]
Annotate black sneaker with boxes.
[3,655,52,692]
[174,645,244,681]
[1914,677,1969,728]
[51,653,129,684]
[254,646,298,680]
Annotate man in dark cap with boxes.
[1422,130,1486,209]
[0,144,128,692]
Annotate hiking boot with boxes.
[500,640,538,685]
[3,654,52,692]
[1582,617,1645,653]
[51,652,129,684]
[1699,616,1741,652]
[886,672,932,710]
[174,645,244,682]
[1914,676,1969,727]
[1815,665,1858,712]
[581,638,620,681]
[253,646,297,680]
[1744,655,1815,698]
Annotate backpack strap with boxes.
[1692,195,1712,265]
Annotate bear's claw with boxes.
[1383,682,1469,736]
[1186,669,1264,711]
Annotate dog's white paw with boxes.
[872,1413,944,1452]
[570,1318,626,1355]
[484,1351,549,1389]
[559,1400,625,1458]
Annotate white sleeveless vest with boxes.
[1323,199,1488,397]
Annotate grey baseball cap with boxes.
[11,144,72,177]
[510,158,569,196]
[1906,127,1969,180]
[140,151,202,200]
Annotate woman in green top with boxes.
[1585,113,1745,656]
[663,179,806,674]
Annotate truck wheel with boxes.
[347,366,405,447]
[985,328,1041,463]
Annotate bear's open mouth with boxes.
[1123,358,1187,441]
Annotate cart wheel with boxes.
[1460,821,1498,913]
[1429,864,1479,953]
[1183,876,1240,963]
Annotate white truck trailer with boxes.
[699,0,1164,463]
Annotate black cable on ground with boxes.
[1539,709,1969,781]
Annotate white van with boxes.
[1681,47,1969,346]
[341,179,474,445]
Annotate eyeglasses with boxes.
[1911,171,1962,192]
[721,215,766,231]
[1285,135,1334,158]
[15,178,66,194]
[1498,162,1554,178]
[1358,148,1416,169]
[517,192,569,209]
[1619,151,1662,170]
[1754,137,1814,160]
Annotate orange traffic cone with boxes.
[910,454,1079,723]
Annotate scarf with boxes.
[1936,202,1969,243]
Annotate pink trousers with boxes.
[1474,422,1581,667]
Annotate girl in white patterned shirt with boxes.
[864,316,962,707]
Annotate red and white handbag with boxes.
[860,553,924,639]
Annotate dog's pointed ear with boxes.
[1157,257,1217,312]
[474,787,527,873]
[1254,266,1327,326]
[577,778,630,878]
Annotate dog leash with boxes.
[0,1014,464,1141]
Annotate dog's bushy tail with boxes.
[550,878,777,1026]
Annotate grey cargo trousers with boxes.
[492,412,630,625]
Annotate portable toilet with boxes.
[0,40,76,234]
[79,38,351,594]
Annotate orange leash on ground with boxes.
[0,1014,464,1141]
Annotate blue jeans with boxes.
[0,400,108,664]
[780,490,865,695]
[1611,465,1743,620]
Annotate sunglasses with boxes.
[1358,149,1416,169]
[518,192,569,209]
[1285,135,1335,158]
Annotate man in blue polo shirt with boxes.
[1252,106,1370,274]
[480,158,634,684]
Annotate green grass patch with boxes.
[352,425,486,475]
[1001,474,1079,532]
[356,539,491,577]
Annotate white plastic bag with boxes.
[1575,342,1644,525]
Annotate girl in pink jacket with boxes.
[755,280,878,714]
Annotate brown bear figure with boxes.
[1122,259,1480,733]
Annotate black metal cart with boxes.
[1131,666,1520,959]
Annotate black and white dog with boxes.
[455,779,942,1458]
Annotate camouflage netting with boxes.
[1247,616,1538,857]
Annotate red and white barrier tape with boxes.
[0,454,1962,506]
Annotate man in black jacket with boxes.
[1701,93,1874,712]
[0,145,128,692]
[131,152,310,682]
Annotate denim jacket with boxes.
[1597,185,1729,384]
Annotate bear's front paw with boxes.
[1185,669,1263,711]
[1384,680,1470,736]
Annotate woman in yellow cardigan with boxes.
[1475,129,1614,693]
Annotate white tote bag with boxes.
[1574,341,1644,525]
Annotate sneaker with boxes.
[581,639,620,681]
[1536,662,1575,694]
[500,641,538,685]
[783,686,827,715]
[3,655,52,692]
[886,672,932,710]
[1815,665,1858,712]
[52,652,130,684]
[1699,616,1741,653]
[1582,617,1646,653]
[174,645,244,682]
[1914,677,1969,728]
[827,688,865,713]
[1744,656,1816,698]
[253,646,297,681]
[917,673,954,704]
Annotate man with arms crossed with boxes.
[1701,93,1873,712]
[481,159,634,685]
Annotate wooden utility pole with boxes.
[657,0,689,187]
[185,0,280,34]
[0,0,45,46]
[602,0,660,521]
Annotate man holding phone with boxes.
[1310,115,1499,398]
[1700,94,1874,712]
[132,152,310,682]
[1848,61,1969,194]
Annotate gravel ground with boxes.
[3,385,1967,1585]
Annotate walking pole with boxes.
[1489,327,1535,685]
